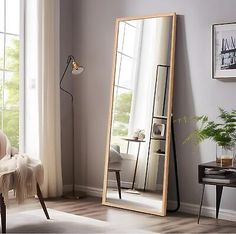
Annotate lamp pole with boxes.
[60,55,84,198]
[60,56,75,102]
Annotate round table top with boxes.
[121,137,145,143]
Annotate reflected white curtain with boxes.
[132,19,157,189]
[145,17,173,191]
[133,17,172,190]
[25,0,63,197]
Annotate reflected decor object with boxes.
[60,55,84,199]
[102,13,177,217]
[212,22,236,79]
[152,123,165,137]
[133,129,145,140]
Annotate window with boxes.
[0,0,21,147]
[111,21,142,151]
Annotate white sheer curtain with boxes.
[131,19,157,189]
[24,0,63,197]
[132,17,173,190]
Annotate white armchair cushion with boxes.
[109,146,122,163]
[0,130,11,159]
[0,129,44,204]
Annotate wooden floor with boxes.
[7,196,236,233]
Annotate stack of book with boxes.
[202,168,236,184]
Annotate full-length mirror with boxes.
[103,13,176,216]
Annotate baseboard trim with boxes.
[108,180,163,191]
[76,185,103,197]
[108,180,133,188]
[168,200,236,222]
[63,185,236,222]
[63,184,102,197]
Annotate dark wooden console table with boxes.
[198,161,236,223]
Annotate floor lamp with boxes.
[60,55,84,198]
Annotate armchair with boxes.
[108,145,122,199]
[0,130,49,233]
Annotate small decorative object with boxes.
[152,123,165,137]
[212,22,236,79]
[183,108,236,166]
[133,129,145,140]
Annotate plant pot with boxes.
[216,145,235,167]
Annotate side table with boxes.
[122,138,145,190]
[198,161,236,223]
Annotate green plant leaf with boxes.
[182,108,236,147]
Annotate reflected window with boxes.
[112,21,142,142]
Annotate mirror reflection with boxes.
[104,14,176,215]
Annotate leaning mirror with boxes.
[102,13,176,216]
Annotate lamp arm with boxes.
[60,56,74,103]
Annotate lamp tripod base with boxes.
[63,191,86,200]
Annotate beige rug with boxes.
[6,209,153,233]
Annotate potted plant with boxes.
[183,108,236,166]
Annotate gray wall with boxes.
[61,0,236,211]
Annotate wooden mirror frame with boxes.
[102,12,177,216]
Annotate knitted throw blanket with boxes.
[0,154,44,204]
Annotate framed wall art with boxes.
[212,22,236,79]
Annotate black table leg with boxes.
[216,185,223,219]
[115,171,122,199]
[197,184,205,224]
[132,142,141,190]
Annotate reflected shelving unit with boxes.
[144,65,169,191]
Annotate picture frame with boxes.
[152,123,165,137]
[212,22,236,79]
